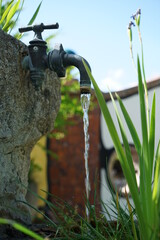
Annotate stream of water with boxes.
[80,93,91,221]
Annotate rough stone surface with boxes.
[0,29,61,224]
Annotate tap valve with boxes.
[19,23,59,89]
[19,23,59,40]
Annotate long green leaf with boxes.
[0,218,43,240]
[125,192,138,240]
[137,56,149,172]
[0,0,13,25]
[116,94,141,156]
[9,0,25,34]
[136,25,149,135]
[137,56,153,234]
[152,141,160,236]
[152,141,160,203]
[137,58,149,227]
[45,33,56,43]
[139,150,146,216]
[27,1,42,25]
[0,0,2,17]
[149,92,155,175]
[2,0,21,32]
[110,92,137,186]
[6,0,20,22]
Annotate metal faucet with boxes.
[19,23,91,93]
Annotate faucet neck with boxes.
[62,53,91,93]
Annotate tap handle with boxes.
[19,23,59,40]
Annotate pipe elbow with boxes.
[62,53,91,93]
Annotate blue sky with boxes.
[17,0,160,92]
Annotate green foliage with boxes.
[83,9,160,240]
[0,0,23,32]
[22,185,138,239]
[0,218,43,240]
[0,0,42,38]
[2,0,21,32]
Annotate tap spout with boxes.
[62,53,91,93]
[47,43,91,93]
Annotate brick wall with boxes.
[47,99,101,216]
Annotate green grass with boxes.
[0,218,43,240]
[0,0,42,38]
[23,188,138,240]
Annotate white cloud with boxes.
[99,68,125,92]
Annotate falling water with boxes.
[81,93,91,221]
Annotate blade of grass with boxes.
[39,192,106,240]
[149,92,155,175]
[0,0,13,25]
[45,33,56,43]
[137,23,150,136]
[79,215,107,240]
[152,141,160,238]
[2,0,21,32]
[9,0,25,34]
[0,0,2,16]
[116,191,119,223]
[20,185,58,227]
[137,56,152,230]
[116,94,141,156]
[13,223,43,240]
[0,218,43,240]
[152,141,160,205]
[27,1,42,25]
[125,192,138,240]
[137,56,149,172]
[102,192,135,240]
[137,21,155,178]
[110,91,137,185]
[20,200,58,227]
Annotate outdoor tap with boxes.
[48,46,91,94]
[19,23,91,93]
